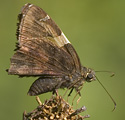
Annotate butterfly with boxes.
[7,3,96,96]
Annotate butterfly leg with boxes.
[71,85,83,106]
[68,87,74,97]
[66,87,74,102]
[52,89,59,96]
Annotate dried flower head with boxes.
[23,95,90,120]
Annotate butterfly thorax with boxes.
[62,66,95,91]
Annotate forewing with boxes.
[17,3,70,47]
[8,3,81,76]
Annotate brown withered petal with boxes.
[23,95,90,120]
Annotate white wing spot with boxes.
[61,32,70,44]
[28,4,33,8]
[39,15,50,22]
[54,32,70,47]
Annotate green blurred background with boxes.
[0,0,124,119]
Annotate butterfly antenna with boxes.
[95,76,116,111]
[95,70,115,77]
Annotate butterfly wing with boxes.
[8,38,75,76]
[17,3,69,48]
[8,3,81,76]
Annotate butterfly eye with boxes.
[86,73,93,82]
[87,73,93,79]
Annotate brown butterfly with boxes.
[7,3,96,96]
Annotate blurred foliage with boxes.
[0,0,124,120]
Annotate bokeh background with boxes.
[0,0,124,120]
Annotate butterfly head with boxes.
[81,66,96,82]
